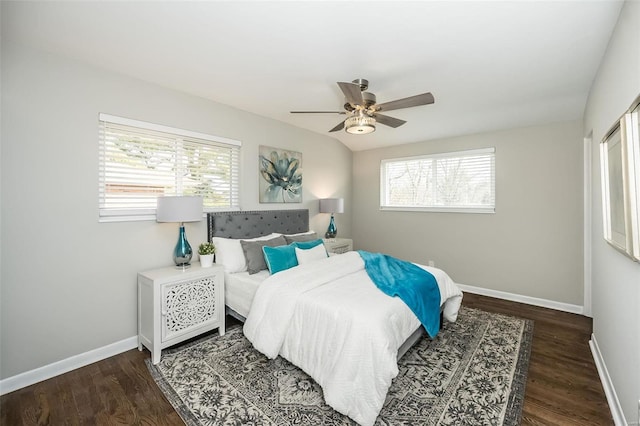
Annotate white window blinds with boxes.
[380,147,495,213]
[98,114,241,221]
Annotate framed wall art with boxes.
[259,145,303,203]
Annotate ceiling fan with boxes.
[290,78,435,135]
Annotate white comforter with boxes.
[243,251,463,426]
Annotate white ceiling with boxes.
[3,1,624,151]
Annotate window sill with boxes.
[379,206,495,214]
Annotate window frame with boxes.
[98,113,241,222]
[629,100,640,261]
[380,147,496,214]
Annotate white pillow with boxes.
[295,244,328,265]
[213,233,281,273]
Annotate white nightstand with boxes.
[323,238,353,254]
[137,263,225,364]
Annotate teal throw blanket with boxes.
[358,251,441,338]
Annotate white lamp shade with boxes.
[319,198,344,214]
[156,196,203,223]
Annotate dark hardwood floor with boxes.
[463,293,612,425]
[1,294,613,425]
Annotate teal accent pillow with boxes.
[263,244,298,274]
[292,239,324,250]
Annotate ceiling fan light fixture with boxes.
[291,78,434,134]
[345,114,376,134]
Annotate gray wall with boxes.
[353,121,584,305]
[584,1,640,423]
[0,41,352,379]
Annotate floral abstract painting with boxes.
[259,146,302,203]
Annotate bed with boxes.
[207,209,311,321]
[207,209,463,426]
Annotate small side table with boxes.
[138,263,225,364]
[323,238,353,254]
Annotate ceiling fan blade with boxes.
[374,113,407,128]
[375,92,435,112]
[337,82,364,106]
[290,111,346,114]
[329,120,346,132]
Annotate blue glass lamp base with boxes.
[325,214,337,239]
[173,225,193,269]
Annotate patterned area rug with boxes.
[147,307,533,425]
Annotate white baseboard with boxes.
[457,283,584,315]
[589,334,628,426]
[0,336,138,396]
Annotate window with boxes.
[380,147,495,213]
[98,114,241,222]
[623,97,640,261]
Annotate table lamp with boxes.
[157,196,203,268]
[319,198,344,239]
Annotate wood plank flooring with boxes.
[462,293,612,425]
[1,294,613,425]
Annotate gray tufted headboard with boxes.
[207,209,310,240]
